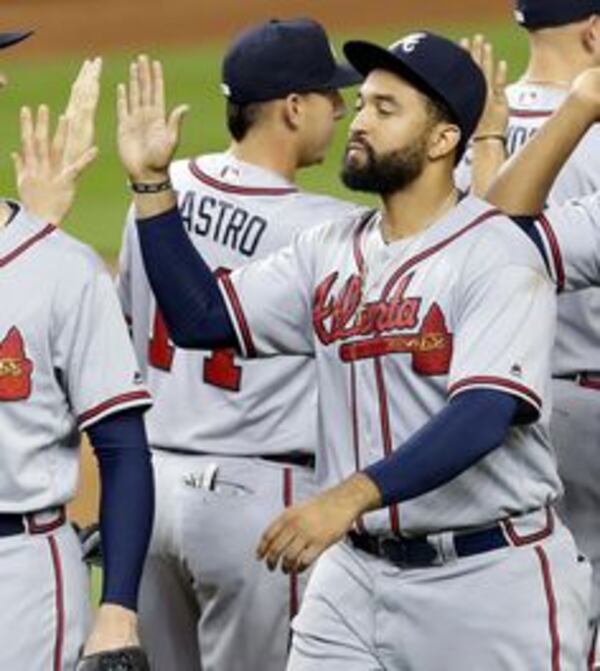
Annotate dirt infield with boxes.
[5,0,511,56]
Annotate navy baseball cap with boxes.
[344,32,487,160]
[222,18,361,104]
[0,31,33,50]
[515,0,600,29]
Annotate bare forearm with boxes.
[486,95,595,214]
[470,136,507,198]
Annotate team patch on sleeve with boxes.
[0,327,33,401]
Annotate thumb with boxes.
[167,104,190,142]
[64,146,99,182]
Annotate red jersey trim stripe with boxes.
[374,358,401,536]
[535,545,561,671]
[352,210,375,275]
[448,376,542,412]
[509,108,554,119]
[48,536,65,671]
[188,160,298,196]
[77,390,151,428]
[218,273,257,357]
[536,213,565,292]
[380,209,501,298]
[350,363,366,534]
[0,223,55,268]
[282,468,300,620]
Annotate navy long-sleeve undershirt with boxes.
[86,408,154,610]
[136,206,523,513]
[364,389,519,507]
[136,206,236,350]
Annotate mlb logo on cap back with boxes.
[515,0,600,28]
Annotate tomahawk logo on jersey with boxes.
[0,204,151,512]
[118,153,361,457]
[220,195,559,535]
[0,327,33,400]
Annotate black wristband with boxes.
[129,179,172,194]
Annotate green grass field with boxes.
[0,17,531,605]
[0,19,529,262]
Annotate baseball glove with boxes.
[76,646,149,670]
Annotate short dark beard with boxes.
[340,136,427,195]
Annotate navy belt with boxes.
[0,513,25,536]
[555,372,600,391]
[349,524,509,568]
[0,507,66,537]
[260,452,315,469]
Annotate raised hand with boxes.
[461,35,508,138]
[63,58,102,168]
[13,58,101,225]
[117,55,189,183]
[13,104,98,224]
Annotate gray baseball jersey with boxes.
[506,82,600,377]
[0,202,150,670]
[117,152,362,671]
[220,194,559,535]
[504,82,600,643]
[118,153,362,458]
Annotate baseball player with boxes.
[118,31,590,670]
[1,34,154,670]
[459,1,600,663]
[116,20,362,671]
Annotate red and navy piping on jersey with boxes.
[510,215,554,281]
[0,223,55,268]
[509,107,554,119]
[534,213,566,292]
[352,207,502,298]
[188,160,299,197]
[77,390,151,429]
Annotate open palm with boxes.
[117,55,189,182]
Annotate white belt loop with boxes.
[437,531,458,563]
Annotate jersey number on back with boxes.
[148,309,242,392]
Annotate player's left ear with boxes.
[427,122,461,162]
[581,14,600,55]
[282,93,304,131]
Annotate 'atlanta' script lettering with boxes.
[313,272,421,345]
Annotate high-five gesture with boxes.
[117,55,189,184]
[462,35,508,140]
[459,35,508,196]
[63,57,102,168]
[13,58,101,225]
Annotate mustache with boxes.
[345,133,374,155]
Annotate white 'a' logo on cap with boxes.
[220,83,232,97]
[391,32,427,54]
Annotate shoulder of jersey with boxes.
[456,195,548,270]
[39,216,107,280]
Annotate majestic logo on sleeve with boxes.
[0,327,33,400]
[313,272,452,375]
